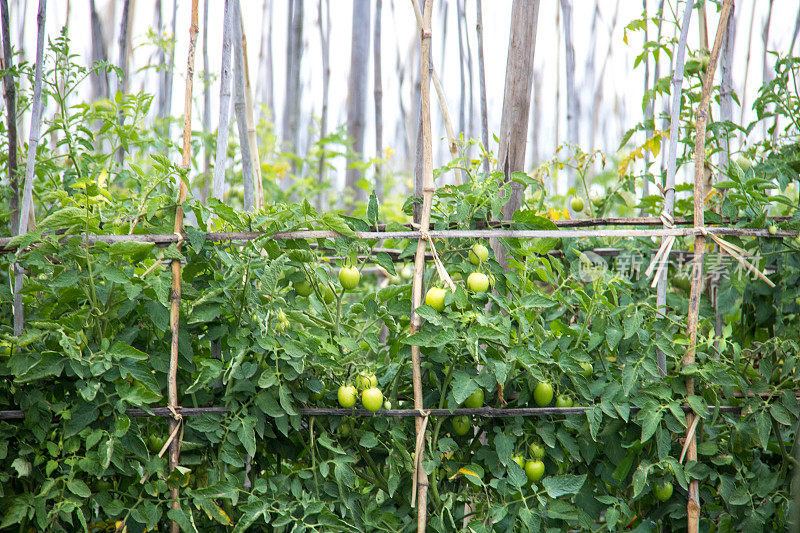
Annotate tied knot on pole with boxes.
[419,229,456,293]
[410,408,431,508]
[697,227,776,288]
[174,232,184,244]
[138,407,184,484]
[646,210,677,288]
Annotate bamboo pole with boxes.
[238,6,264,210]
[560,0,578,193]
[14,0,46,336]
[683,4,733,531]
[232,0,253,211]
[212,0,234,201]
[374,0,384,202]
[409,1,433,529]
[316,0,330,211]
[167,2,198,531]
[476,0,489,178]
[201,0,210,203]
[1,0,18,237]
[656,0,694,377]
[411,0,462,186]
[0,224,794,254]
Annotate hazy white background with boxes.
[13,0,800,194]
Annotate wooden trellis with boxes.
[2,0,767,531]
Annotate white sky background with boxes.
[14,0,800,198]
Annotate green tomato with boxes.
[469,243,489,265]
[654,481,673,501]
[425,287,447,312]
[533,382,554,407]
[570,196,585,212]
[383,400,392,410]
[294,279,313,297]
[768,225,778,236]
[339,266,360,290]
[464,388,485,409]
[511,455,525,468]
[338,385,357,408]
[467,272,490,293]
[451,415,471,436]
[354,371,377,391]
[524,460,545,483]
[528,442,546,460]
[579,362,593,377]
[592,195,602,207]
[361,387,384,412]
[321,285,335,304]
[338,422,352,438]
[555,394,573,408]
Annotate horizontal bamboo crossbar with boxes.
[2,400,793,420]
[1,226,795,253]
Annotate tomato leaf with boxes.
[542,474,586,498]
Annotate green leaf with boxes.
[321,212,357,238]
[238,416,256,457]
[67,479,91,498]
[640,408,662,443]
[494,433,514,465]
[755,409,771,450]
[108,240,156,259]
[38,206,86,229]
[686,395,709,418]
[541,474,586,498]
[373,251,397,276]
[367,191,379,224]
[167,508,199,533]
[108,341,148,361]
[606,328,623,350]
[359,433,379,448]
[771,403,794,426]
[450,371,478,404]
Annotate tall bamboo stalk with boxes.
[476,0,489,178]
[168,2,199,532]
[281,0,303,190]
[374,0,384,202]
[588,0,621,154]
[232,0,253,211]
[456,0,466,137]
[89,0,109,100]
[239,8,264,209]
[316,0,330,210]
[212,0,234,201]
[656,0,694,378]
[463,0,474,146]
[642,0,651,206]
[409,1,434,529]
[115,0,132,165]
[1,0,18,237]
[257,0,274,118]
[684,6,733,531]
[762,0,774,141]
[345,0,371,212]
[201,0,210,203]
[14,0,46,336]
[739,2,756,130]
[560,0,578,193]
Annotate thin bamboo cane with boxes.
[14,0,46,336]
[212,0,234,201]
[1,0,18,237]
[1,224,795,253]
[560,0,578,193]
[231,0,253,211]
[374,0,383,202]
[684,4,733,531]
[167,2,198,531]
[238,9,264,210]
[475,0,489,178]
[409,1,433,529]
[656,0,694,377]
[411,0,461,186]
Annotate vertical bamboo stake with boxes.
[462,0,474,146]
[409,1,433,530]
[14,0,46,336]
[684,4,733,532]
[232,0,253,211]
[560,0,578,193]
[374,0,384,202]
[656,0,694,378]
[89,0,109,100]
[168,2,199,531]
[212,0,234,201]
[476,0,489,178]
[201,0,210,203]
[716,2,735,341]
[642,0,650,205]
[257,0,274,119]
[316,0,330,211]
[456,0,466,137]
[114,0,131,165]
[1,0,18,237]
[239,9,264,210]
[738,3,756,130]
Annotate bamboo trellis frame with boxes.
[0,0,775,530]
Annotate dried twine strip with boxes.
[646,211,677,287]
[679,414,701,464]
[419,229,456,292]
[698,227,775,287]
[410,408,431,508]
